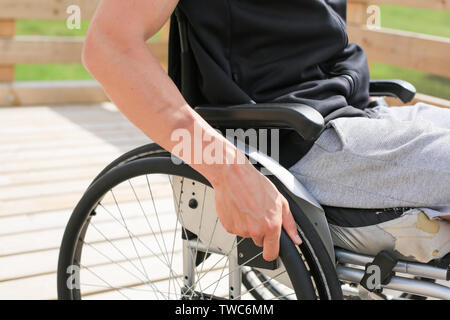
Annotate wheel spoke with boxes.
[68,167,302,300]
[80,263,131,300]
[233,270,287,300]
[80,240,167,299]
[95,202,185,290]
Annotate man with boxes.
[82,0,449,262]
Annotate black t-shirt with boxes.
[175,0,371,167]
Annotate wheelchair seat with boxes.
[57,2,449,301]
[324,206,450,263]
[196,102,450,264]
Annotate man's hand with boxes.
[83,0,301,262]
[212,163,302,261]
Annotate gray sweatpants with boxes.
[289,103,450,219]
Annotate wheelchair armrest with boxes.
[369,79,416,104]
[194,103,325,141]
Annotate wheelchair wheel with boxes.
[57,152,329,300]
[242,267,295,300]
[241,177,344,301]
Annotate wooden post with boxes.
[347,2,374,71]
[0,19,15,82]
[159,19,171,71]
[347,2,368,26]
[161,20,170,42]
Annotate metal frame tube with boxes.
[229,252,242,300]
[336,248,449,281]
[186,239,224,255]
[182,239,196,297]
[337,266,450,300]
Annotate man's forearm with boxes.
[83,29,248,185]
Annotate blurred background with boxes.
[10,4,450,99]
[0,0,449,300]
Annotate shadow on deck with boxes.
[0,103,151,299]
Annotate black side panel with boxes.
[168,12,181,91]
[169,9,205,106]
[323,206,413,228]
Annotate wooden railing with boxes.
[348,0,450,107]
[0,0,449,107]
[0,0,168,106]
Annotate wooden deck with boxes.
[0,104,269,300]
[0,103,152,299]
[1,103,447,300]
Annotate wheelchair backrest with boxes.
[167,0,353,109]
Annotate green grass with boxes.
[15,64,93,81]
[14,7,450,99]
[16,19,90,37]
[15,19,162,82]
[379,4,450,38]
[15,19,91,81]
[370,5,450,99]
[371,62,450,100]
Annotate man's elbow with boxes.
[82,32,102,76]
[82,26,142,77]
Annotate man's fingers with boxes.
[282,202,302,245]
[251,235,264,247]
[262,227,281,261]
[248,225,264,247]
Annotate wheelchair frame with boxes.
[57,140,449,300]
[167,7,449,299]
[174,142,450,300]
[171,143,336,298]
[57,4,449,300]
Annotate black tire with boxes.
[89,143,169,185]
[242,268,293,300]
[274,177,343,300]
[61,143,342,300]
[57,156,318,300]
[242,176,343,300]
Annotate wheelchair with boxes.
[57,11,450,300]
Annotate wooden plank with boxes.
[0,103,122,121]
[0,118,138,135]
[0,152,116,174]
[0,18,15,36]
[0,213,175,257]
[411,93,450,108]
[0,180,173,217]
[0,273,57,299]
[348,26,450,78]
[0,128,145,145]
[347,2,369,26]
[0,0,447,19]
[0,37,167,106]
[0,251,183,300]
[0,139,147,162]
[160,20,171,42]
[159,20,171,71]
[385,93,450,109]
[0,66,14,82]
[0,19,15,82]
[0,0,100,20]
[0,135,147,154]
[0,80,108,106]
[0,36,168,64]
[0,236,179,284]
[0,175,167,203]
[0,36,85,64]
[0,197,173,236]
[349,0,450,11]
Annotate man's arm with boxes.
[82,0,301,261]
